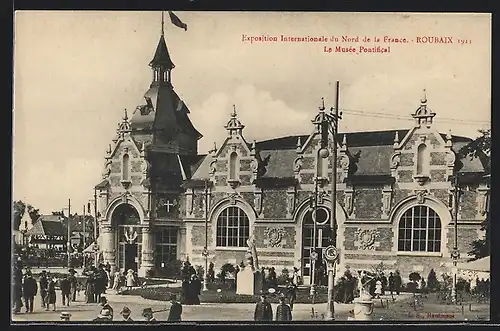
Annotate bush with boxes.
[409,272,421,282]
[195,265,204,280]
[217,263,235,283]
[145,269,155,278]
[156,259,183,279]
[277,268,290,285]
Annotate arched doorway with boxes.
[112,204,142,272]
[302,207,336,286]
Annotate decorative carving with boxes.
[344,189,354,216]
[141,159,149,176]
[293,156,303,174]
[209,159,217,175]
[419,135,427,143]
[185,190,194,216]
[390,152,400,169]
[446,151,456,166]
[124,226,138,244]
[317,190,326,204]
[264,227,286,248]
[415,190,428,204]
[354,229,378,250]
[229,193,238,205]
[340,155,349,170]
[477,188,489,216]
[414,174,429,186]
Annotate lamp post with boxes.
[62,199,72,268]
[202,179,209,291]
[451,174,461,304]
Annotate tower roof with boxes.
[149,34,175,69]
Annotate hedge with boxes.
[122,285,330,304]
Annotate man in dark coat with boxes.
[68,271,78,302]
[394,271,402,295]
[167,294,183,321]
[39,271,49,309]
[388,272,395,296]
[285,282,297,310]
[60,275,71,306]
[188,274,202,305]
[13,263,23,313]
[254,294,273,321]
[275,296,292,321]
[22,272,38,313]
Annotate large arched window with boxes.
[216,206,249,247]
[398,205,441,252]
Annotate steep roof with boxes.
[26,215,67,237]
[149,34,175,69]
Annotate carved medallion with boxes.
[264,227,286,248]
[355,229,378,250]
[415,190,428,204]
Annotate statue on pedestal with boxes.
[246,236,260,272]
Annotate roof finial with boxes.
[319,97,325,112]
[420,88,427,104]
[446,129,452,141]
[394,131,399,144]
[252,140,256,150]
[123,108,128,121]
[107,144,112,155]
[161,11,165,36]
[232,104,237,118]
[342,134,347,146]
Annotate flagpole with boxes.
[161,11,165,36]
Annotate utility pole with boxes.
[94,189,98,242]
[83,205,86,248]
[67,199,71,268]
[325,81,341,321]
[451,174,460,304]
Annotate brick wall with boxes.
[428,133,441,148]
[211,192,226,208]
[430,169,447,182]
[111,161,121,173]
[376,228,394,251]
[240,159,252,172]
[446,226,480,254]
[400,153,415,167]
[215,175,227,186]
[191,225,214,247]
[394,255,447,282]
[459,188,478,219]
[131,175,142,186]
[430,152,446,166]
[343,227,357,250]
[337,191,345,209]
[240,174,252,186]
[240,192,255,209]
[263,190,288,219]
[109,175,120,186]
[131,160,142,172]
[300,173,315,184]
[297,191,311,208]
[430,188,449,206]
[353,188,382,219]
[398,170,413,183]
[192,194,204,218]
[216,160,227,172]
[393,189,413,206]
[302,157,315,170]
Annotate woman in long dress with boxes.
[46,278,57,311]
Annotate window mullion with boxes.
[425,207,429,252]
[410,207,414,251]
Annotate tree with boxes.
[460,129,491,261]
[468,211,490,261]
[12,200,26,231]
[26,204,41,223]
[427,269,439,291]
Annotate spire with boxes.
[412,88,436,126]
[224,104,244,135]
[123,108,128,121]
[319,97,325,112]
[296,136,302,152]
[149,12,174,70]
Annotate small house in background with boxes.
[26,215,67,250]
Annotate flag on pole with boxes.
[169,11,188,31]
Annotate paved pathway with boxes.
[12,290,413,322]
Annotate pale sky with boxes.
[13,11,491,215]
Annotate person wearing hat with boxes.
[60,312,71,322]
[275,295,292,321]
[39,271,49,309]
[167,294,183,321]
[142,308,156,322]
[99,296,114,320]
[253,293,273,321]
[93,308,113,322]
[22,271,38,313]
[120,306,133,321]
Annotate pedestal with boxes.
[236,267,263,295]
[100,225,115,271]
[139,227,154,278]
[353,296,374,321]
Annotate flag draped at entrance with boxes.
[169,11,188,31]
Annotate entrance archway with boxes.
[302,207,335,286]
[112,204,142,272]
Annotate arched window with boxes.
[229,152,238,180]
[122,154,130,180]
[216,206,249,247]
[398,205,441,252]
[416,144,428,175]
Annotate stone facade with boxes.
[95,32,489,283]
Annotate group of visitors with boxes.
[254,294,293,321]
[83,264,109,303]
[180,261,202,305]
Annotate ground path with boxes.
[11,289,413,322]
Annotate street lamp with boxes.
[202,179,209,291]
[61,199,72,268]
